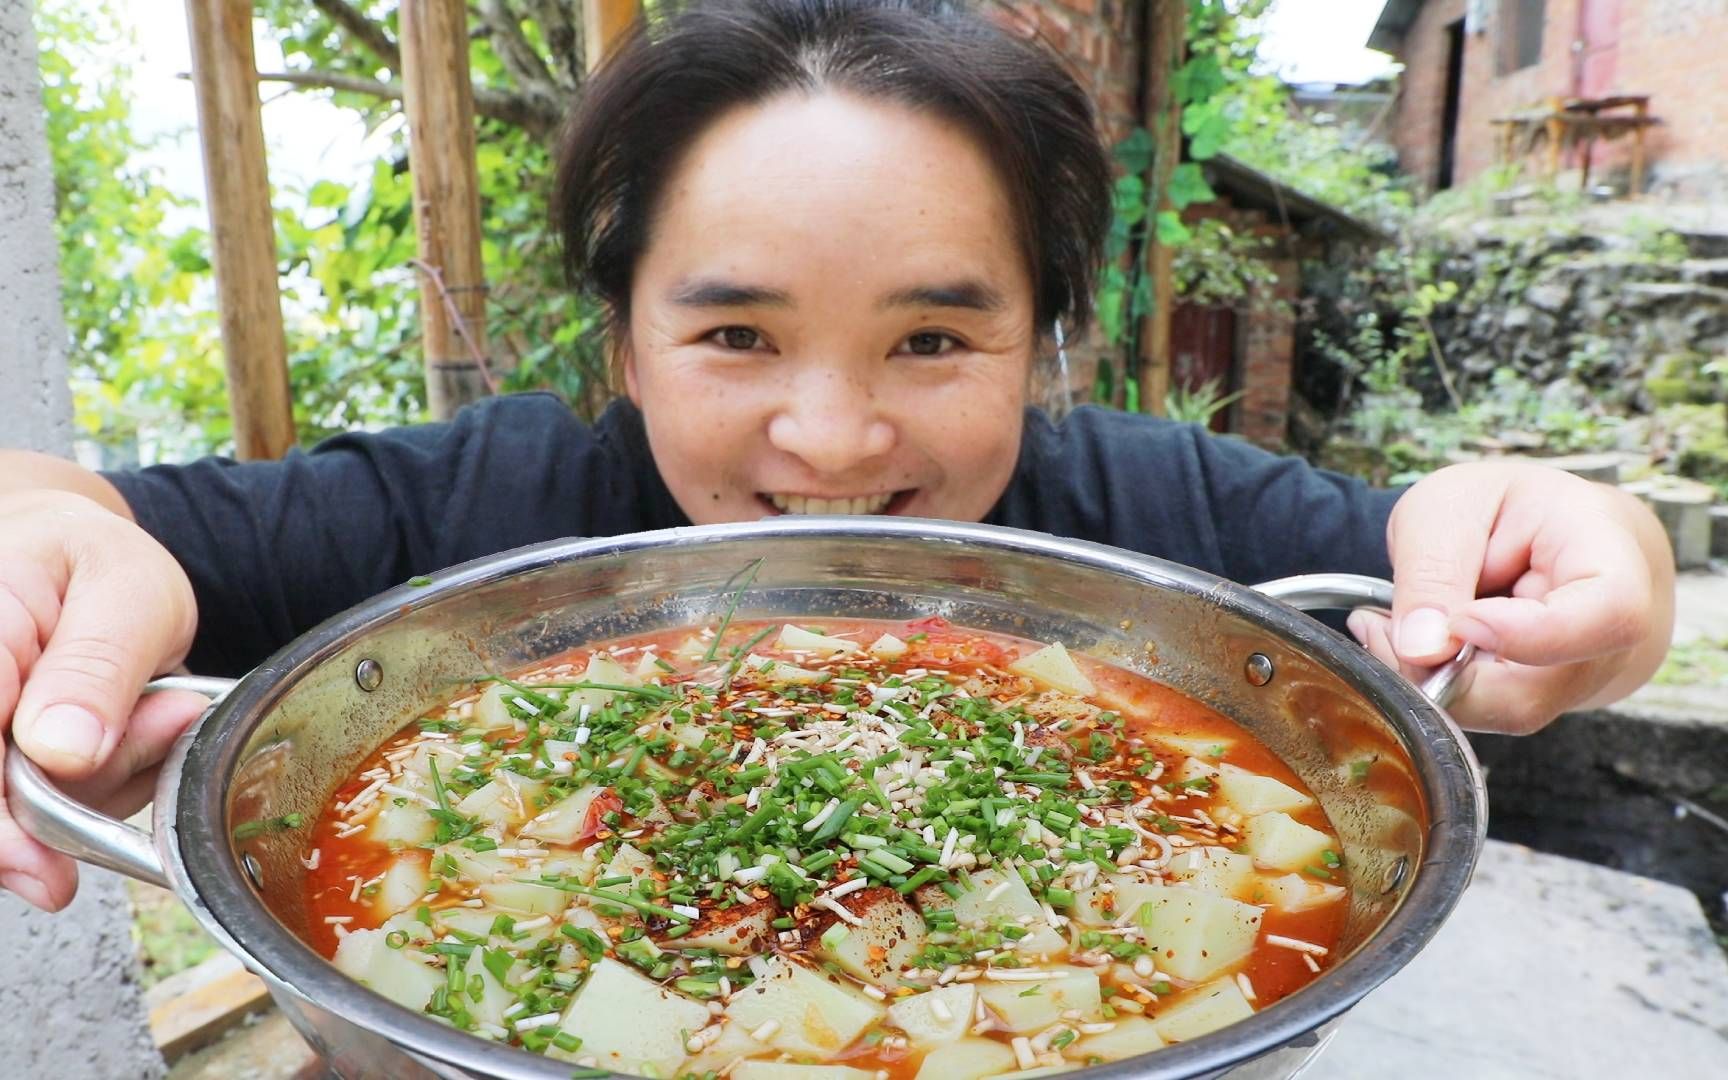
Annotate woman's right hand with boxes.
[0,488,208,911]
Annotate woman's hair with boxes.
[553,0,1113,337]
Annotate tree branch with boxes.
[521,0,584,90]
[252,70,563,138]
[474,0,564,117]
[310,0,402,70]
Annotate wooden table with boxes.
[1492,94,1658,196]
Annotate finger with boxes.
[1434,652,1615,735]
[0,737,81,912]
[1386,474,1504,668]
[13,535,195,782]
[0,558,57,731]
[1451,579,1653,667]
[1348,609,1434,684]
[59,689,209,809]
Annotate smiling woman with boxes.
[0,0,1676,924]
[553,0,1108,526]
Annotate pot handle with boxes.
[4,675,236,890]
[1252,573,1475,710]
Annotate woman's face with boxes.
[623,91,1038,525]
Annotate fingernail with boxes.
[1398,608,1452,657]
[25,704,106,765]
[1346,610,1372,642]
[1,870,54,910]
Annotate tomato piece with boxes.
[578,790,625,841]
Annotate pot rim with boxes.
[166,518,1485,1079]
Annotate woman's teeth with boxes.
[767,493,895,515]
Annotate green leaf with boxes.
[307,179,350,210]
[1155,211,1193,247]
[1166,163,1216,211]
[1113,127,1155,174]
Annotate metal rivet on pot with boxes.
[241,852,264,890]
[355,658,384,692]
[1383,854,1410,894]
[1245,653,1274,687]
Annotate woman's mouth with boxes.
[759,491,912,515]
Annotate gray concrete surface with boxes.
[0,5,165,1075]
[1320,841,1728,1079]
[0,3,73,455]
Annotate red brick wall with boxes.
[1388,0,1728,197]
[998,1,1144,147]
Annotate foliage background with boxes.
[41,0,1405,464]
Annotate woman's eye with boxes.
[711,326,763,351]
[900,331,960,357]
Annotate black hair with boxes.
[553,0,1113,338]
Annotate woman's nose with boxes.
[765,369,896,475]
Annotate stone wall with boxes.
[1415,221,1728,408]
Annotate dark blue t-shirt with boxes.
[106,394,1399,676]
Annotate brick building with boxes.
[1370,0,1728,198]
[1008,0,1378,446]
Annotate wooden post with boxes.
[1630,99,1649,199]
[583,0,640,71]
[183,0,295,460]
[1137,0,1186,417]
[400,0,492,420]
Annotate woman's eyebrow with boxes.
[879,280,1007,312]
[668,279,794,307]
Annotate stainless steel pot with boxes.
[7,519,1485,1080]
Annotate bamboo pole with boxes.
[400,0,493,420]
[182,0,295,459]
[1137,0,1187,418]
[583,0,640,71]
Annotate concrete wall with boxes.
[1388,0,1728,198]
[0,3,165,1075]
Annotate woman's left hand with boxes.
[1347,461,1676,734]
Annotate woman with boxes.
[0,0,1672,912]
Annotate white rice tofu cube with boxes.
[553,958,709,1074]
[454,774,547,828]
[732,1064,879,1080]
[978,968,1102,1032]
[886,984,976,1048]
[724,956,886,1058]
[680,1022,767,1076]
[1150,978,1255,1043]
[868,633,908,659]
[1164,847,1256,899]
[776,624,860,655]
[1242,812,1334,873]
[1076,1016,1166,1061]
[331,929,442,1013]
[814,887,927,986]
[518,783,606,845]
[1213,763,1315,816]
[913,1036,1020,1080]
[374,853,430,916]
[1072,876,1168,928]
[476,880,567,915]
[670,898,776,955]
[369,800,435,846]
[461,946,519,1028]
[1008,642,1096,697]
[1256,872,1347,912]
[1154,734,1232,761]
[1123,885,1262,982]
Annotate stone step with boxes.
[1320,841,1728,1079]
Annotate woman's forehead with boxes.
[637,92,1032,305]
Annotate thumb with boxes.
[13,536,195,781]
[1386,472,1502,668]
